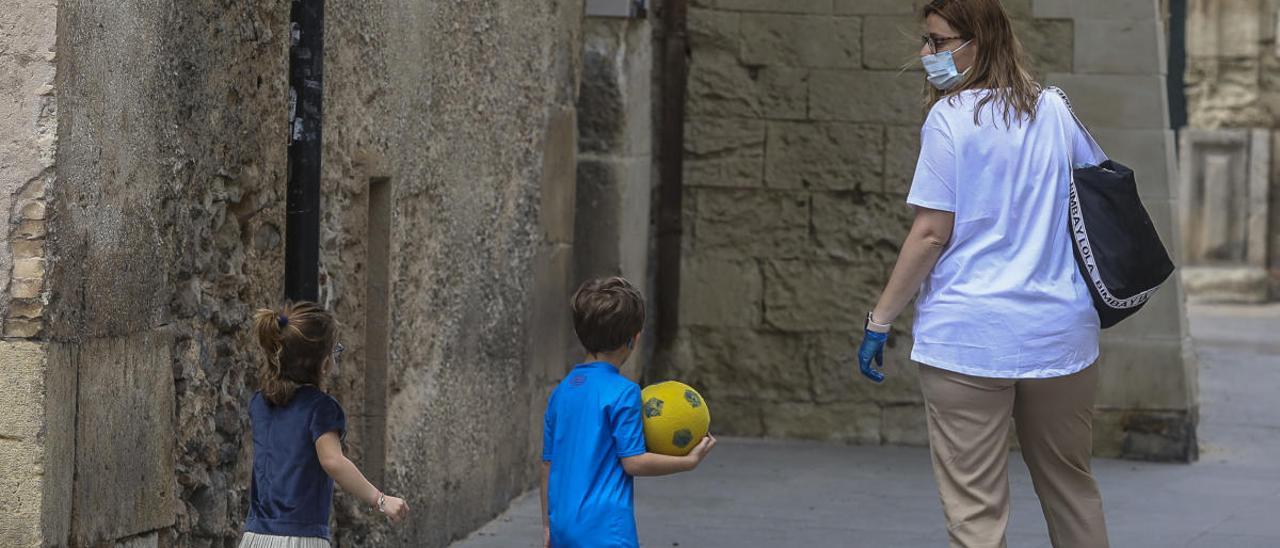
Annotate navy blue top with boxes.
[245,386,346,540]
[542,361,647,548]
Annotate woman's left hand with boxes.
[856,329,889,383]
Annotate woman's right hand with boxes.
[857,329,889,383]
[381,495,410,523]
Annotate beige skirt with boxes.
[238,532,330,548]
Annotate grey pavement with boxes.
[453,304,1280,547]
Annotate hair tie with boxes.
[278,314,289,328]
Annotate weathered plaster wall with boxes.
[51,1,290,545]
[315,2,584,545]
[0,0,64,545]
[41,0,584,546]
[671,0,1196,461]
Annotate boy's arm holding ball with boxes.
[316,432,410,523]
[620,434,717,477]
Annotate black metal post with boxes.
[1167,0,1188,133]
[650,0,689,383]
[285,0,325,302]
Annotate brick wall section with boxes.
[670,0,1075,446]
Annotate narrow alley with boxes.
[456,304,1280,548]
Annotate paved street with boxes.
[454,304,1280,547]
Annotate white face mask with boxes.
[922,40,972,91]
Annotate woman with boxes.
[855,1,1109,547]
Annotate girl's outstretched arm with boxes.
[316,431,410,523]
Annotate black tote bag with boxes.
[1049,87,1176,329]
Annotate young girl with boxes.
[240,301,409,547]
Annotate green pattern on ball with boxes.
[672,428,693,448]
[684,390,702,408]
[643,397,664,418]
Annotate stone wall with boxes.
[6,1,584,546]
[576,12,657,380]
[0,0,65,544]
[667,0,1071,447]
[1184,0,1280,299]
[668,0,1197,461]
[1185,0,1280,129]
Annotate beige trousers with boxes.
[918,364,1109,548]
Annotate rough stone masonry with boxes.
[665,0,1197,461]
[2,0,586,546]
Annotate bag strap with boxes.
[1046,86,1108,167]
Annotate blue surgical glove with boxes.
[857,329,888,383]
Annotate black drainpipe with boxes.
[1167,0,1188,134]
[651,0,689,383]
[285,0,325,302]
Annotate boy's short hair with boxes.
[571,277,645,354]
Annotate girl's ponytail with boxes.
[251,302,336,406]
[254,307,299,405]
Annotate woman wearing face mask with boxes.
[853,1,1110,547]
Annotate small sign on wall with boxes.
[586,0,647,18]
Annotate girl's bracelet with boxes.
[376,492,386,512]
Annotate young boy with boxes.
[541,277,716,548]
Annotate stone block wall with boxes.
[670,0,929,445]
[668,0,1074,446]
[575,13,657,380]
[1038,0,1196,461]
[669,0,1197,460]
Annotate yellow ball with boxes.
[640,381,711,456]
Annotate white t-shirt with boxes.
[906,89,1103,379]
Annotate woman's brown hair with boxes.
[253,301,337,406]
[922,0,1041,126]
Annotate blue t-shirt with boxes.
[245,386,346,540]
[542,361,647,548]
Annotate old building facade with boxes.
[1179,0,1280,301]
[3,1,586,546]
[1,1,1197,547]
